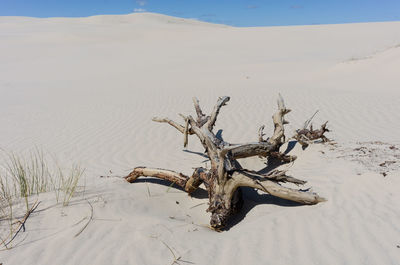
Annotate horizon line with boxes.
[1,12,400,28]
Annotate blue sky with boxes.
[1,0,400,27]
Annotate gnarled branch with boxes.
[125,95,328,230]
[230,171,325,204]
[152,117,194,135]
[126,167,208,194]
[192,97,208,126]
[206,96,230,131]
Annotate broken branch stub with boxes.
[125,96,329,230]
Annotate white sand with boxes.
[1,13,400,264]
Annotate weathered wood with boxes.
[227,142,276,159]
[258,125,267,142]
[205,96,230,131]
[152,117,193,135]
[126,167,208,194]
[230,171,325,204]
[294,121,330,147]
[192,97,208,126]
[126,167,189,188]
[125,95,328,230]
[241,169,307,185]
[183,117,189,147]
[268,94,290,147]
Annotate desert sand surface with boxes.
[1,13,400,265]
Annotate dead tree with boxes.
[125,96,327,230]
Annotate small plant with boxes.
[52,164,85,206]
[0,148,85,249]
[0,175,14,248]
[0,148,84,205]
[3,149,50,211]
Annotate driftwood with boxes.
[294,121,330,148]
[125,96,328,230]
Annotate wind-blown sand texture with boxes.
[1,13,400,265]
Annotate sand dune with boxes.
[1,13,399,265]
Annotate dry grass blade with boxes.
[160,240,180,265]
[146,181,151,197]
[61,165,85,206]
[303,110,319,129]
[4,200,40,248]
[189,202,205,209]
[166,181,177,193]
[158,240,185,265]
[0,234,10,250]
[74,199,94,238]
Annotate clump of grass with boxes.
[3,149,50,211]
[0,148,85,249]
[52,164,85,206]
[0,175,15,248]
[0,148,84,205]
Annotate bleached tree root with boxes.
[125,95,328,230]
